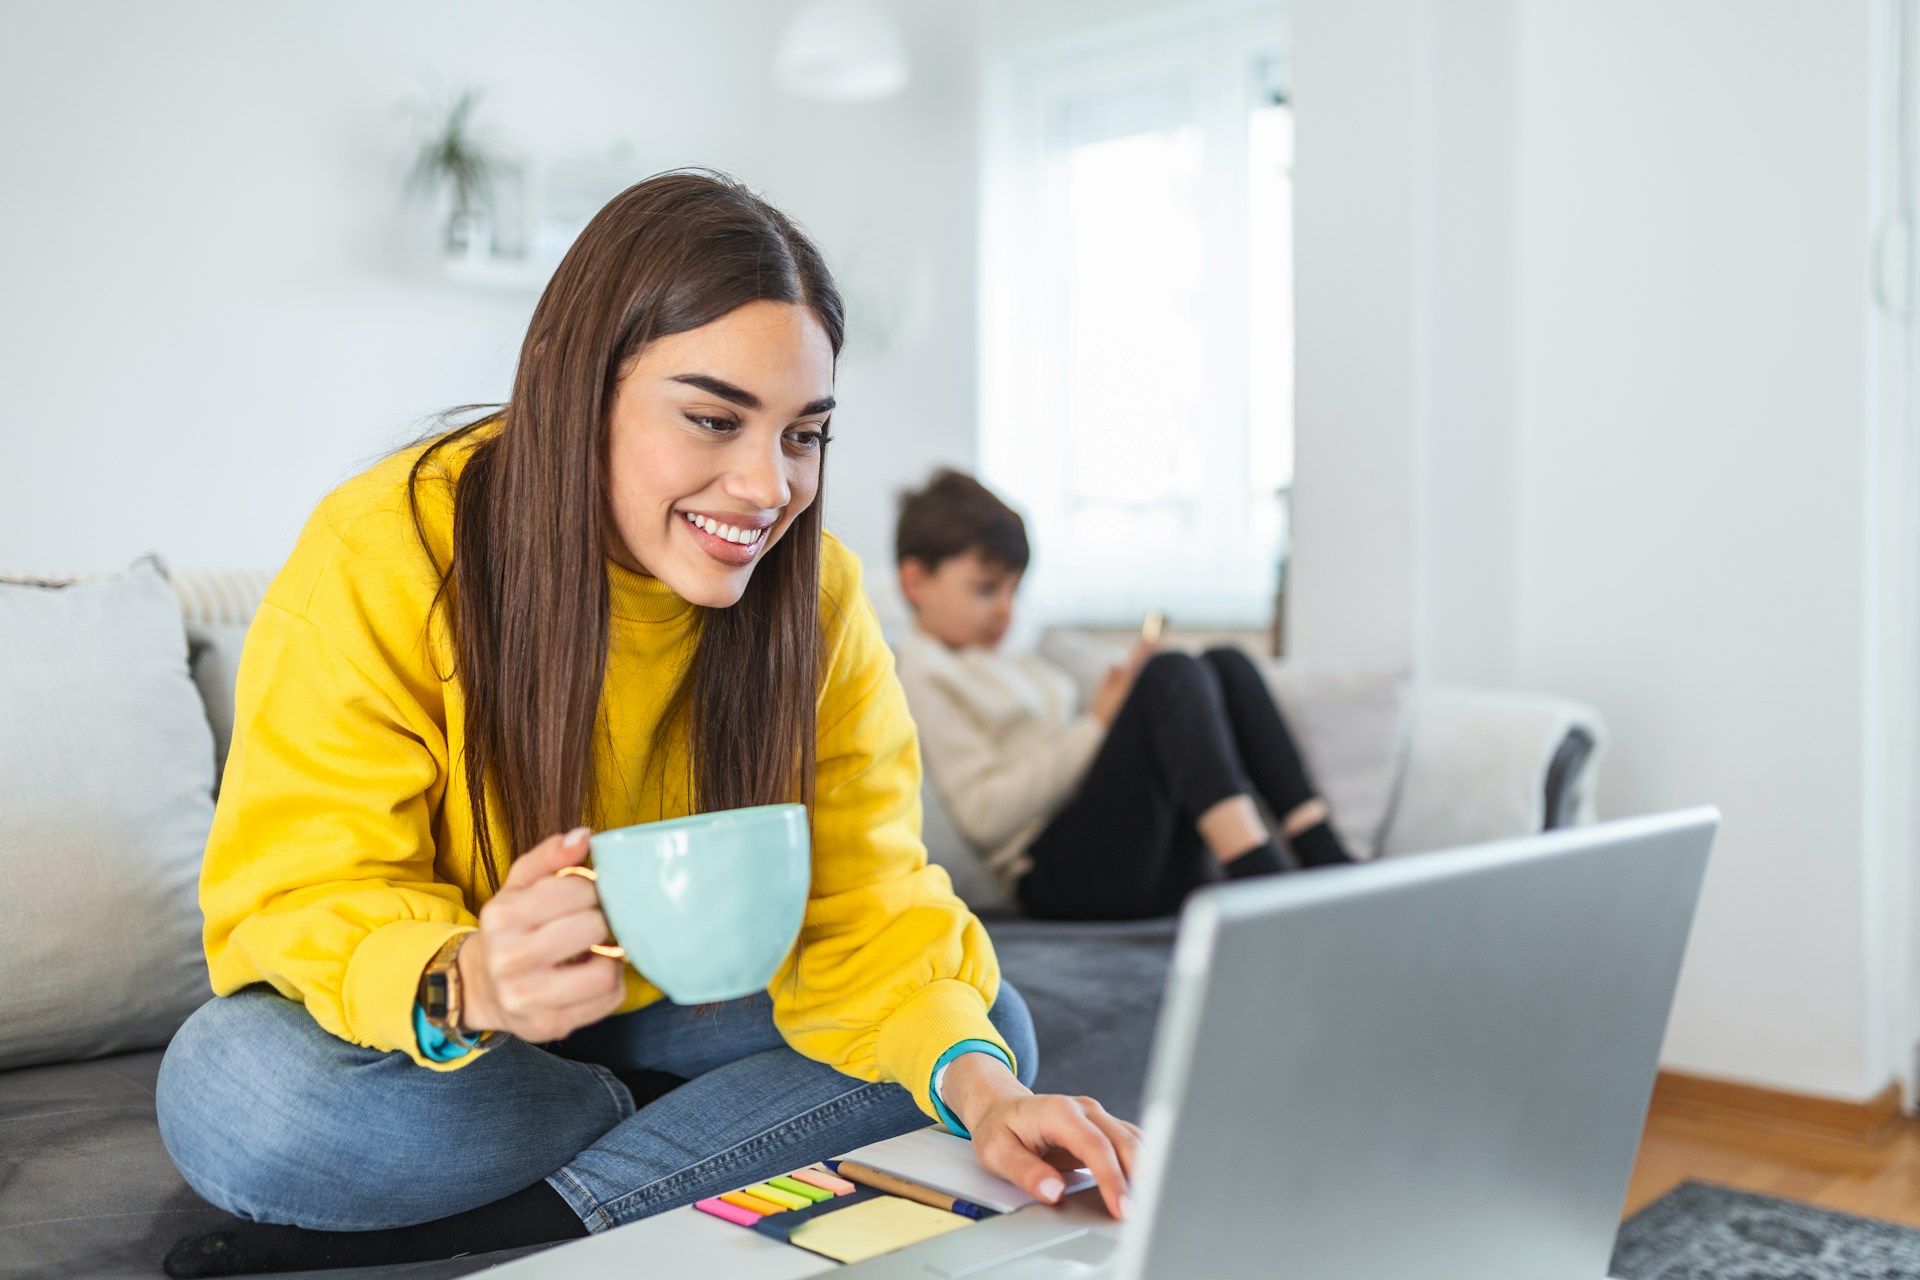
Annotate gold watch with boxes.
[417,932,500,1050]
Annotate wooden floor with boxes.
[1624,1105,1920,1227]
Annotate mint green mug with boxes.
[559,804,811,1004]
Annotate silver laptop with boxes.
[838,806,1718,1279]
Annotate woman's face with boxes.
[604,300,836,608]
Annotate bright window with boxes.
[981,6,1289,628]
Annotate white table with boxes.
[482,1200,839,1279]
[478,1189,1110,1278]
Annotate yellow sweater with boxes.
[201,436,1008,1119]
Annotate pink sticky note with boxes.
[789,1166,858,1196]
[695,1196,762,1226]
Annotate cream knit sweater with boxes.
[895,628,1107,894]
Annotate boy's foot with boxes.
[1221,840,1286,879]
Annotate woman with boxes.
[156,171,1137,1278]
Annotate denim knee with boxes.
[157,987,628,1229]
[157,989,321,1220]
[988,980,1040,1088]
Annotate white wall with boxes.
[1295,0,1895,1099]
[0,0,979,633]
[1411,0,1519,690]
[1514,1,1878,1099]
[1288,0,1421,668]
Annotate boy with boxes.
[894,470,1352,921]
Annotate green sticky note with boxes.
[770,1175,833,1203]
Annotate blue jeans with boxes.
[156,984,1037,1234]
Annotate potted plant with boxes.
[406,87,497,260]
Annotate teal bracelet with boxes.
[414,1003,474,1062]
[929,1040,1015,1138]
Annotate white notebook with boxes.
[834,1126,1097,1215]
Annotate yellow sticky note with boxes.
[742,1182,812,1211]
[786,1196,971,1264]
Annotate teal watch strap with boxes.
[414,1003,474,1062]
[929,1039,1015,1138]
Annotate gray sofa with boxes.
[0,566,1604,1280]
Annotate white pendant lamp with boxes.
[774,0,910,103]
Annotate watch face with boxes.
[420,970,452,1021]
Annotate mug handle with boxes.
[555,864,627,960]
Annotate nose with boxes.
[726,430,793,513]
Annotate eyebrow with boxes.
[670,373,836,417]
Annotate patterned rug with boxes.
[1612,1181,1920,1278]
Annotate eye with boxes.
[686,413,739,434]
[785,426,833,450]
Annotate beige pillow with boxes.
[1261,663,1410,858]
[0,556,215,1070]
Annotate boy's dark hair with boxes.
[895,468,1031,573]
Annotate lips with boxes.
[680,510,769,566]
[682,511,771,545]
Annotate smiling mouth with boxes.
[680,510,774,566]
[681,511,768,547]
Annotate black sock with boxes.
[1222,840,1286,879]
[162,1179,586,1278]
[1288,820,1355,868]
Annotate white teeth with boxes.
[682,512,765,546]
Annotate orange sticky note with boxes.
[721,1190,787,1216]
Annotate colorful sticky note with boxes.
[721,1190,788,1216]
[769,1175,833,1203]
[695,1197,762,1226]
[785,1195,972,1264]
[789,1167,858,1196]
[743,1182,813,1211]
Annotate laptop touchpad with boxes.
[932,1228,1119,1278]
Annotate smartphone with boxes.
[1141,612,1166,645]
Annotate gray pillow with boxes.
[0,555,215,1070]
[186,621,251,795]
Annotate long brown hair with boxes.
[407,170,845,892]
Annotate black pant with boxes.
[1016,647,1321,921]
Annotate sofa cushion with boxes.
[986,916,1177,1120]
[0,1050,231,1278]
[0,556,216,1071]
[171,571,273,795]
[186,621,251,794]
[1261,662,1410,858]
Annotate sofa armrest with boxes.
[1379,684,1607,857]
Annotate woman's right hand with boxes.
[455,826,628,1042]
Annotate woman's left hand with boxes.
[941,1054,1143,1220]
